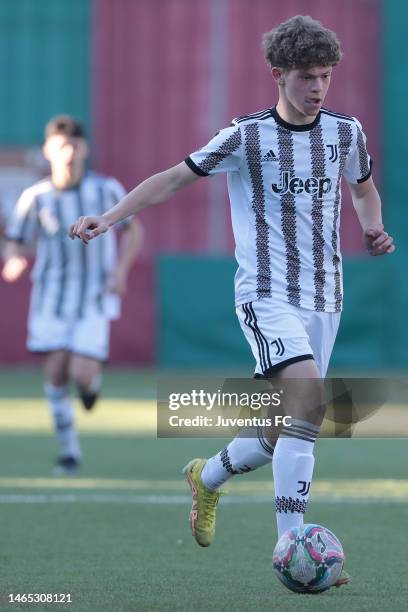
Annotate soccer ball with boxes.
[272,524,345,593]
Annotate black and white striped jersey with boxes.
[6,171,127,319]
[185,106,372,313]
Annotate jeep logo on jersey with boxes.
[271,171,332,199]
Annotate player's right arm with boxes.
[1,186,38,282]
[69,162,200,243]
[1,240,28,282]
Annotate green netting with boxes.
[157,255,403,370]
[157,256,252,369]
[382,0,408,368]
[0,0,90,145]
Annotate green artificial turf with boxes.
[0,369,407,611]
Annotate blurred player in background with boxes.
[1,115,142,474]
[69,15,394,583]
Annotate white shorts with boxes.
[27,309,111,362]
[236,297,341,378]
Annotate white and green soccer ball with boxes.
[272,524,345,593]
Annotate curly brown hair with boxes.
[262,15,342,70]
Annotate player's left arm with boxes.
[106,218,144,296]
[347,177,395,256]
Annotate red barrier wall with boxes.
[0,268,32,364]
[93,0,212,254]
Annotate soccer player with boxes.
[69,15,394,577]
[2,115,142,474]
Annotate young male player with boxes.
[2,115,142,474]
[69,15,394,571]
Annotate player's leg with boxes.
[199,422,274,490]
[44,350,82,473]
[183,416,276,547]
[270,311,350,587]
[271,308,341,538]
[271,358,324,539]
[69,355,103,411]
[183,408,276,547]
[27,309,82,473]
[68,310,110,410]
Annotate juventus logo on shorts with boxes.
[326,143,339,162]
[271,337,285,356]
[297,480,311,496]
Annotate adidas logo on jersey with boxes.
[263,149,278,161]
[272,171,332,198]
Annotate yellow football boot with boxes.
[183,458,221,547]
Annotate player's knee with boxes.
[69,359,100,390]
[70,368,92,389]
[280,375,326,425]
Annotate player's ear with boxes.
[272,67,285,86]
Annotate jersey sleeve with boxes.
[185,124,243,176]
[5,188,38,244]
[105,177,132,229]
[343,119,373,184]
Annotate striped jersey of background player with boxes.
[69,15,394,583]
[1,115,142,475]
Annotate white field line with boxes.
[0,478,408,503]
[0,493,407,505]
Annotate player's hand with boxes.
[106,268,127,296]
[364,224,395,256]
[1,256,28,282]
[69,215,109,244]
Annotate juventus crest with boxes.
[326,143,339,162]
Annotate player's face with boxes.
[43,135,88,176]
[278,66,332,118]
